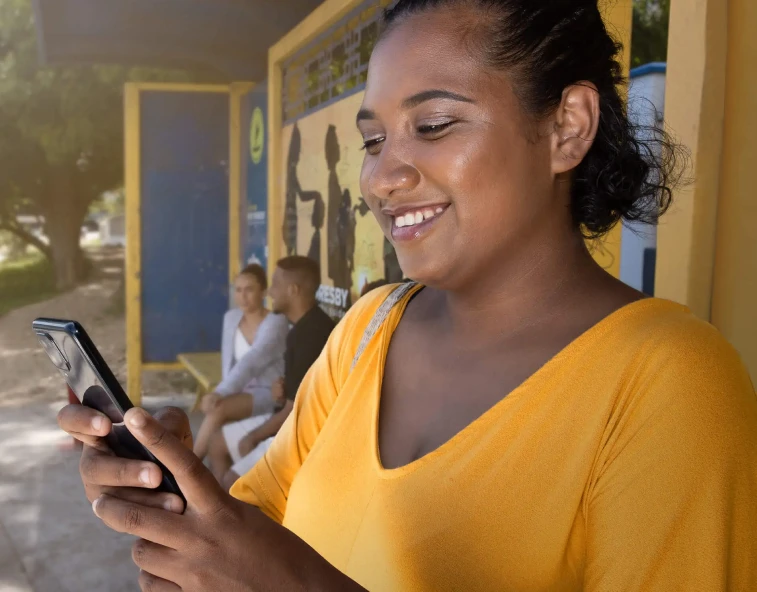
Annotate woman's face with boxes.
[358,7,563,290]
[234,273,265,313]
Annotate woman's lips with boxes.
[390,204,449,241]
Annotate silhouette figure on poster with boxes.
[283,124,301,256]
[283,123,324,268]
[326,125,356,308]
[354,198,403,284]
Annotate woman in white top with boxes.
[193,264,289,472]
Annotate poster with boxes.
[279,92,401,319]
[243,84,268,270]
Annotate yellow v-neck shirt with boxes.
[232,285,757,591]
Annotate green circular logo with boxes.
[250,107,265,165]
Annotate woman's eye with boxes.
[360,137,384,154]
[417,121,454,136]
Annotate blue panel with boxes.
[630,62,667,79]
[242,83,268,270]
[140,91,229,363]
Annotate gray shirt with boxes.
[216,309,289,397]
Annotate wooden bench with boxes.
[177,352,222,411]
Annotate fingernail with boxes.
[92,497,101,516]
[91,416,104,431]
[164,498,179,512]
[139,468,152,486]
[129,410,147,428]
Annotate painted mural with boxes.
[280,92,401,319]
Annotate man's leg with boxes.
[221,469,241,492]
[208,431,233,482]
[193,393,253,459]
[221,437,275,492]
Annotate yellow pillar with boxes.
[592,0,633,278]
[710,0,757,377]
[124,83,143,406]
[655,0,728,319]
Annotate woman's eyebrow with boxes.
[401,89,475,109]
[356,89,475,126]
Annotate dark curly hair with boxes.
[383,0,685,238]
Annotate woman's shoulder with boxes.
[610,298,739,360]
[601,297,753,396]
[341,282,416,330]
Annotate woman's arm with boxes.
[584,328,757,590]
[215,314,289,396]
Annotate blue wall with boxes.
[140,91,230,363]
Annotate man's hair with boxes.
[277,256,321,298]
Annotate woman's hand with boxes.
[92,408,365,592]
[200,392,221,414]
[56,404,190,513]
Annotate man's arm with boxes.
[249,400,294,442]
[238,400,295,457]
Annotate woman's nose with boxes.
[365,147,421,199]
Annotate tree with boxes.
[631,0,671,68]
[0,0,204,289]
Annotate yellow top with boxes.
[231,285,757,591]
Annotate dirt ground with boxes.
[0,246,193,409]
[0,247,199,592]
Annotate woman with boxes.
[192,263,288,468]
[59,1,757,590]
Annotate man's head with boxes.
[269,256,321,318]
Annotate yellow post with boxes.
[591,0,633,278]
[229,82,255,282]
[710,0,757,378]
[124,83,143,406]
[655,0,727,319]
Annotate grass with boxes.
[0,253,58,317]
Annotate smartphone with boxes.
[32,318,184,501]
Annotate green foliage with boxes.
[0,252,56,317]
[0,0,208,286]
[631,0,671,68]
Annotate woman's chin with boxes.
[396,256,452,289]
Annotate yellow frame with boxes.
[266,0,632,284]
[124,81,248,405]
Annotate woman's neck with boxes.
[242,308,267,324]
[434,229,616,341]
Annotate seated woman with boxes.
[192,264,288,470]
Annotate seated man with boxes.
[208,256,335,490]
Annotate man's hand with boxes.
[200,392,222,414]
[56,405,191,513]
[238,431,262,458]
[91,408,366,592]
[272,378,285,405]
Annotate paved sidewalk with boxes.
[0,394,198,592]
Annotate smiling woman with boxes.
[58,1,757,591]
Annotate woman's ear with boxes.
[550,83,600,175]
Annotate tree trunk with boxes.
[40,170,92,291]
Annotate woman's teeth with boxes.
[394,207,445,228]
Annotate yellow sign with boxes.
[250,107,264,165]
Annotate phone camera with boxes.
[36,332,71,372]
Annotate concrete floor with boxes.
[0,394,199,592]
